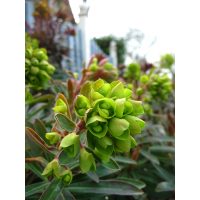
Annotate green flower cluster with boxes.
[88,57,118,82]
[149,74,173,100]
[25,88,34,102]
[25,45,55,89]
[25,33,39,49]
[75,79,145,167]
[143,104,152,115]
[160,54,175,69]
[123,63,141,81]
[42,159,73,185]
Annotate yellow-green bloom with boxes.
[59,133,79,158]
[94,148,110,162]
[108,117,130,140]
[128,100,144,116]
[29,75,40,86]
[79,148,96,174]
[38,70,51,82]
[41,159,61,179]
[86,115,108,138]
[114,136,131,152]
[39,60,49,70]
[31,57,39,66]
[143,104,152,115]
[136,88,143,96]
[59,170,73,185]
[115,98,133,118]
[32,49,45,61]
[52,98,68,115]
[30,66,40,75]
[45,132,61,145]
[45,64,55,74]
[74,95,91,118]
[25,59,31,67]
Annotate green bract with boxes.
[86,115,108,138]
[52,98,68,115]
[94,148,110,162]
[115,98,133,118]
[79,148,96,174]
[59,170,73,185]
[45,132,61,145]
[108,117,130,140]
[110,81,132,99]
[140,75,149,84]
[123,115,145,134]
[114,136,131,152]
[143,104,152,115]
[91,79,111,101]
[59,133,79,158]
[128,100,144,116]
[136,88,143,96]
[74,95,91,118]
[41,159,61,179]
[92,98,116,119]
[95,135,114,155]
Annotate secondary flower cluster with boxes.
[41,159,72,185]
[25,45,55,89]
[88,57,118,83]
[148,74,173,100]
[123,62,141,82]
[74,79,146,171]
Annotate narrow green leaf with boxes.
[25,94,55,106]
[138,136,175,145]
[115,177,146,189]
[25,181,49,197]
[66,180,143,195]
[57,189,75,200]
[55,113,76,132]
[73,193,108,199]
[115,156,137,165]
[40,179,64,200]
[85,148,120,170]
[86,171,99,183]
[149,146,175,153]
[155,181,175,192]
[140,149,160,165]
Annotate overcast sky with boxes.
[69,0,175,64]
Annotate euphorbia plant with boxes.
[25,78,146,199]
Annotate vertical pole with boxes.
[78,1,90,66]
[109,41,118,67]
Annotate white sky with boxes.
[69,0,175,64]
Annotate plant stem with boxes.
[55,149,63,161]
[79,139,84,149]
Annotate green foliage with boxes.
[25,33,39,49]
[160,54,175,69]
[94,35,126,64]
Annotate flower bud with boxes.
[142,96,151,103]
[52,98,68,114]
[45,132,61,144]
[94,148,110,162]
[108,117,130,140]
[73,72,79,79]
[128,63,140,73]
[45,64,55,74]
[127,83,133,90]
[59,170,73,185]
[123,115,145,134]
[95,135,114,155]
[38,70,51,82]
[31,57,39,66]
[103,62,113,70]
[136,88,143,96]
[92,58,98,65]
[39,60,49,70]
[25,49,32,59]
[25,59,31,67]
[115,98,133,118]
[161,81,172,89]
[59,133,79,158]
[79,148,96,174]
[140,75,149,84]
[30,66,40,75]
[42,159,61,179]
[32,50,45,61]
[86,115,108,138]
[143,104,152,115]
[25,67,30,75]
[29,75,40,86]
[74,95,91,118]
[89,63,99,71]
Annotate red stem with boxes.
[55,149,63,161]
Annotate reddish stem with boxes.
[79,139,84,149]
[55,149,63,161]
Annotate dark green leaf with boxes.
[137,136,175,145]
[57,189,75,200]
[115,156,137,165]
[55,113,76,132]
[115,177,146,189]
[86,171,99,183]
[66,180,143,195]
[25,94,55,106]
[40,179,64,200]
[149,146,175,153]
[155,181,175,192]
[25,181,49,197]
[73,193,108,200]
[140,149,160,165]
